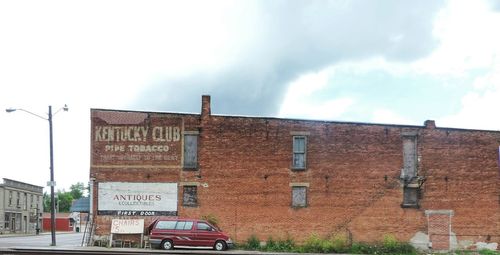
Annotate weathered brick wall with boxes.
[90,99,500,246]
[190,116,426,243]
[420,128,500,244]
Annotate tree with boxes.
[70,182,86,200]
[43,192,50,212]
[57,191,73,212]
[43,182,89,213]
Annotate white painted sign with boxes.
[111,219,144,234]
[98,182,177,216]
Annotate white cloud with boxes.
[413,0,500,76]
[281,0,500,131]
[439,89,500,130]
[439,61,500,130]
[280,97,355,121]
[279,69,355,120]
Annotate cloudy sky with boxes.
[1,0,500,192]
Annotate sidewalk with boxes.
[0,231,74,238]
[4,246,356,255]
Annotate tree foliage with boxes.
[43,182,88,213]
[70,182,85,200]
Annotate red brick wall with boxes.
[90,100,500,245]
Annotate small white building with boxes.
[0,178,43,234]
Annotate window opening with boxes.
[292,136,306,169]
[183,134,198,169]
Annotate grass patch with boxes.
[263,236,296,252]
[241,234,260,250]
[479,250,500,255]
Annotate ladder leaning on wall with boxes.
[81,215,95,246]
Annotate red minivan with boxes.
[149,218,233,251]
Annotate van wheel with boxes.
[161,239,174,250]
[214,240,227,251]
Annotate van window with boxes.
[175,221,194,230]
[197,222,212,231]
[156,220,177,230]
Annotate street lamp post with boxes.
[5,105,68,246]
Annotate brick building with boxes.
[90,95,500,250]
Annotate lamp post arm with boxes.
[13,109,48,121]
[53,104,69,117]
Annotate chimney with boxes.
[201,95,211,120]
[424,120,436,129]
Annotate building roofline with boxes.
[91,108,199,116]
[212,114,500,133]
[2,178,44,189]
[90,108,500,134]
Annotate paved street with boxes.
[0,232,84,248]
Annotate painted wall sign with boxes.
[110,219,144,234]
[98,182,177,216]
[91,111,183,166]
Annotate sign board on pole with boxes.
[110,219,144,234]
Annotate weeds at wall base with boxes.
[238,233,421,254]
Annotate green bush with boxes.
[263,236,296,252]
[240,232,418,254]
[299,233,336,253]
[349,242,378,254]
[348,236,417,255]
[244,234,261,250]
[382,234,398,248]
[479,249,500,255]
[330,233,350,253]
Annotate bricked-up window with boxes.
[402,136,418,181]
[402,187,419,208]
[401,132,419,208]
[292,136,307,169]
[183,134,198,169]
[183,186,198,207]
[292,186,307,208]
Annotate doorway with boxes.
[11,218,16,233]
[24,216,28,233]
